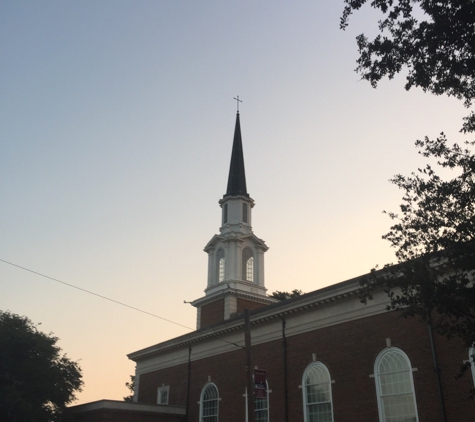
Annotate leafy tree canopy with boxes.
[341,0,475,350]
[341,0,475,107]
[0,311,83,422]
[269,289,304,301]
[359,137,475,346]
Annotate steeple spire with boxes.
[191,110,274,329]
[225,113,248,197]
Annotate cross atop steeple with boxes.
[234,96,242,113]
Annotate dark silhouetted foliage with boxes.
[341,0,475,107]
[124,375,135,402]
[0,311,83,422]
[269,289,304,301]
[341,0,475,349]
[359,138,475,346]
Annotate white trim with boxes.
[130,287,389,368]
[200,382,219,422]
[157,385,170,405]
[469,346,475,386]
[302,361,334,422]
[374,347,419,422]
[242,247,254,282]
[133,374,140,402]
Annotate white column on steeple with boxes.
[219,196,254,235]
[224,295,237,319]
[256,247,265,287]
[207,247,215,287]
[236,241,243,280]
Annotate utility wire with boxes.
[1,258,247,349]
[0,258,194,331]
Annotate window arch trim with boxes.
[469,347,475,387]
[242,247,254,282]
[200,382,219,422]
[374,347,419,422]
[302,361,334,422]
[217,249,225,283]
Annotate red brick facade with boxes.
[200,299,225,327]
[236,297,268,314]
[199,297,270,328]
[136,309,475,422]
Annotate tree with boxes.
[341,0,475,348]
[0,311,83,422]
[340,0,475,107]
[359,137,475,346]
[123,375,135,402]
[269,289,304,301]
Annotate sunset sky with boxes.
[0,1,468,404]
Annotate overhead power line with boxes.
[0,258,194,331]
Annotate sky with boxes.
[0,1,469,405]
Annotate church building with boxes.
[66,113,475,422]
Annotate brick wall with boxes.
[137,310,475,422]
[433,328,474,422]
[200,299,225,328]
[236,297,268,314]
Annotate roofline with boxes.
[66,399,186,415]
[127,271,368,362]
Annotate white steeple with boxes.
[191,112,276,329]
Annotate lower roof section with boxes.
[65,400,186,422]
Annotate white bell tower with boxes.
[192,112,276,329]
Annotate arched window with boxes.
[200,383,219,422]
[242,248,254,282]
[255,381,269,422]
[469,347,475,386]
[244,382,270,422]
[217,249,225,283]
[302,362,333,422]
[374,347,419,422]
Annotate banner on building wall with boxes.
[254,369,267,399]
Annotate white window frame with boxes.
[200,382,219,422]
[244,382,270,422]
[217,249,225,283]
[374,347,419,422]
[242,247,254,282]
[469,346,475,386]
[302,362,334,422]
[157,385,169,405]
